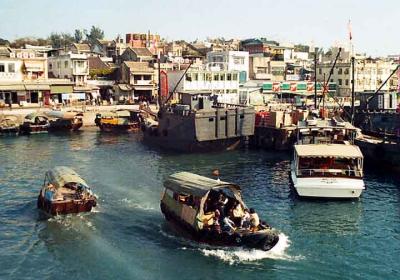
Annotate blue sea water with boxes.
[0,132,399,280]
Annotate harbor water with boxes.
[0,132,399,280]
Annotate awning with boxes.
[24,61,44,71]
[50,85,74,94]
[0,84,25,91]
[133,86,153,91]
[73,86,92,92]
[25,84,50,91]
[294,144,363,159]
[118,84,132,91]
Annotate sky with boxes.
[0,0,398,57]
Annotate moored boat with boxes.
[46,111,83,132]
[95,109,141,132]
[160,172,280,251]
[0,115,20,135]
[37,166,97,216]
[19,113,49,134]
[291,144,365,198]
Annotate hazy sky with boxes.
[0,0,398,56]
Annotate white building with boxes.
[317,58,396,96]
[206,51,249,83]
[48,52,89,86]
[168,69,241,104]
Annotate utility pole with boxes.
[351,56,355,124]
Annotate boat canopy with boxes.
[25,113,48,120]
[164,172,241,198]
[101,110,131,118]
[294,144,363,159]
[45,111,82,120]
[46,166,89,189]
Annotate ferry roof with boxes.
[46,166,89,189]
[164,172,241,197]
[294,144,363,159]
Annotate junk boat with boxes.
[95,109,142,132]
[19,113,49,134]
[291,144,365,198]
[46,111,83,131]
[37,166,97,216]
[143,92,255,152]
[0,115,20,135]
[160,172,280,251]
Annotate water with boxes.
[0,132,399,280]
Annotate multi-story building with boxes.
[317,57,397,96]
[206,51,249,83]
[167,69,240,104]
[125,32,161,55]
[118,61,156,101]
[0,47,50,106]
[120,47,154,63]
[48,52,89,86]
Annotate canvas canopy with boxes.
[164,172,242,198]
[25,113,48,120]
[46,166,89,189]
[101,110,131,118]
[294,144,363,159]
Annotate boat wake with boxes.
[120,198,157,211]
[197,233,303,265]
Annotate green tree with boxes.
[74,29,83,43]
[48,32,74,48]
[86,26,104,45]
[0,38,10,46]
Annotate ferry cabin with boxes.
[291,144,365,198]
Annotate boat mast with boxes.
[314,49,317,109]
[351,56,355,124]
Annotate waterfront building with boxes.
[0,47,50,106]
[118,61,156,101]
[48,51,89,86]
[70,43,92,55]
[206,51,249,83]
[167,68,240,104]
[317,55,397,96]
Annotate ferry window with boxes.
[220,73,225,81]
[193,73,199,81]
[0,64,4,72]
[240,115,244,119]
[209,118,214,122]
[206,73,212,81]
[227,73,232,80]
[185,73,192,81]
[213,74,219,81]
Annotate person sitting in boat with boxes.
[222,216,236,234]
[249,208,260,231]
[232,201,245,225]
[212,209,222,234]
[240,208,251,229]
[217,191,229,215]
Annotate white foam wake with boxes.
[120,198,156,211]
[199,233,303,265]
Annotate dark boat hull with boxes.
[20,124,49,134]
[143,130,244,152]
[0,127,19,136]
[99,123,140,133]
[37,195,96,216]
[49,119,83,132]
[160,202,279,251]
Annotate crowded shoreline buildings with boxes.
[0,32,399,109]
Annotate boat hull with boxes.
[20,124,49,134]
[99,123,139,133]
[37,195,96,216]
[290,170,365,199]
[160,202,279,251]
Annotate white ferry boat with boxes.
[291,144,365,198]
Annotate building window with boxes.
[232,73,238,81]
[219,73,225,81]
[319,68,322,74]
[185,73,192,81]
[205,73,212,81]
[345,79,349,86]
[193,73,199,81]
[227,73,232,80]
[338,79,342,85]
[338,68,342,74]
[8,63,15,73]
[49,63,52,69]
[0,64,4,72]
[209,117,214,122]
[213,74,219,81]
[233,56,245,65]
[344,68,349,75]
